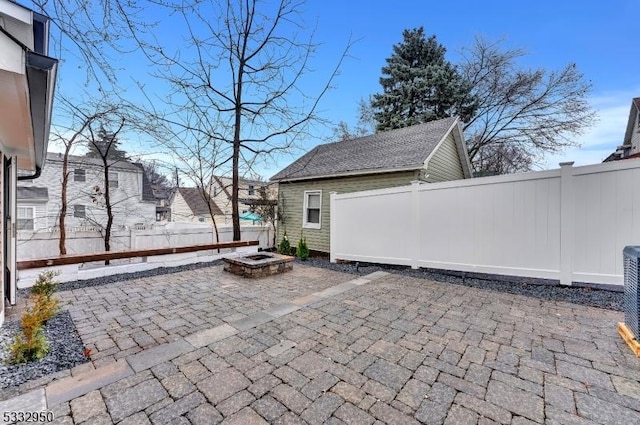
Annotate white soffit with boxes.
[0,68,36,170]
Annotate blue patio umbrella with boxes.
[239,212,262,222]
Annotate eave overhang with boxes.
[0,26,57,172]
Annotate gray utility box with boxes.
[624,246,640,339]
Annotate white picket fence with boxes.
[17,223,274,260]
[331,159,640,287]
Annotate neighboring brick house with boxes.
[17,153,156,232]
[169,187,224,224]
[209,175,277,224]
[271,117,473,253]
[604,97,640,162]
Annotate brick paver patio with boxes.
[1,263,640,424]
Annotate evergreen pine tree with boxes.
[85,126,129,161]
[371,27,477,131]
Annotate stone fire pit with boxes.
[223,252,294,278]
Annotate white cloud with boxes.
[540,89,638,169]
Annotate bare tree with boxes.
[49,99,119,255]
[85,118,127,257]
[136,121,227,245]
[472,144,533,176]
[460,37,596,173]
[140,161,172,192]
[28,0,156,87]
[134,0,351,241]
[331,98,376,141]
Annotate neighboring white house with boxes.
[170,187,224,224]
[17,153,156,232]
[1,0,58,326]
[210,175,276,224]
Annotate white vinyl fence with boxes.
[331,159,640,287]
[17,223,274,260]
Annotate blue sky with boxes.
[48,0,639,178]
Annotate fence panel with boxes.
[331,159,640,286]
[17,224,274,260]
[332,187,413,265]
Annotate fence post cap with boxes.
[559,161,575,167]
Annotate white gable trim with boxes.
[453,121,473,179]
[423,118,472,179]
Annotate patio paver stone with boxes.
[1,264,639,425]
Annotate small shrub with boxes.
[31,270,60,298]
[8,331,49,364]
[296,237,309,261]
[31,293,59,323]
[8,308,49,364]
[278,232,291,255]
[8,270,60,364]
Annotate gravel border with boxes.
[297,257,623,311]
[0,310,89,390]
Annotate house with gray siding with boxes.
[17,153,156,232]
[604,97,640,162]
[270,117,472,253]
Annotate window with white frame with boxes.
[74,204,86,218]
[303,190,321,229]
[74,168,86,182]
[108,171,119,188]
[17,207,35,230]
[248,185,255,195]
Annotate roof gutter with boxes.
[17,165,41,181]
[271,165,423,183]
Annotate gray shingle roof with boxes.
[45,152,142,172]
[623,97,640,147]
[135,163,157,202]
[177,187,223,216]
[271,117,458,181]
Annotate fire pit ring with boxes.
[223,252,294,278]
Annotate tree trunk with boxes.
[232,63,244,241]
[58,145,71,255]
[103,160,112,264]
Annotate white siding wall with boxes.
[170,192,199,223]
[332,159,640,286]
[18,157,156,231]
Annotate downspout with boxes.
[17,166,41,181]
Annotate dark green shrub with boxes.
[278,232,291,255]
[296,237,309,261]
